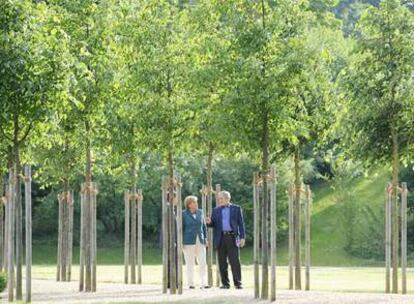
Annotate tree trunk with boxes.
[167,146,177,294]
[294,144,302,290]
[130,159,137,284]
[85,120,92,292]
[206,142,214,287]
[391,127,399,294]
[13,113,23,300]
[260,106,269,300]
[260,1,270,298]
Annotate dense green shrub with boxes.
[0,272,7,293]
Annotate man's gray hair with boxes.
[218,191,231,200]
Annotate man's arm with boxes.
[206,209,216,227]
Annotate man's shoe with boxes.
[235,285,243,289]
[189,286,195,289]
[220,285,230,289]
[201,285,211,289]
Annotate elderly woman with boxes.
[182,195,210,289]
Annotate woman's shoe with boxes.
[201,285,211,289]
[189,286,195,289]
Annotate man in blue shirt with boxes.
[206,191,245,289]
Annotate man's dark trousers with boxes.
[218,232,241,287]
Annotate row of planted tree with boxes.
[0,0,413,302]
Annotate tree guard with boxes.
[287,183,312,291]
[124,189,143,284]
[79,182,98,292]
[56,190,74,282]
[385,182,408,294]
[253,165,277,301]
[161,175,183,294]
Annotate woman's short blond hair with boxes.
[184,195,198,209]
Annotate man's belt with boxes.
[223,231,235,235]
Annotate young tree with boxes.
[48,0,120,292]
[222,1,288,298]
[0,1,71,299]
[339,0,414,293]
[115,0,195,293]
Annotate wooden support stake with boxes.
[57,194,63,282]
[294,183,302,290]
[91,183,97,292]
[288,184,294,290]
[8,168,15,302]
[24,165,32,302]
[124,191,130,284]
[3,185,9,273]
[130,189,137,284]
[68,191,74,282]
[305,185,311,291]
[253,174,260,299]
[84,183,91,292]
[61,192,68,281]
[261,170,269,299]
[206,186,213,287]
[79,185,85,291]
[137,189,143,284]
[0,195,4,272]
[270,166,277,302]
[215,184,221,287]
[161,177,168,294]
[401,182,407,294]
[385,183,391,294]
[176,176,183,294]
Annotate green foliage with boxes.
[0,272,7,293]
[338,0,414,166]
[2,0,414,266]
